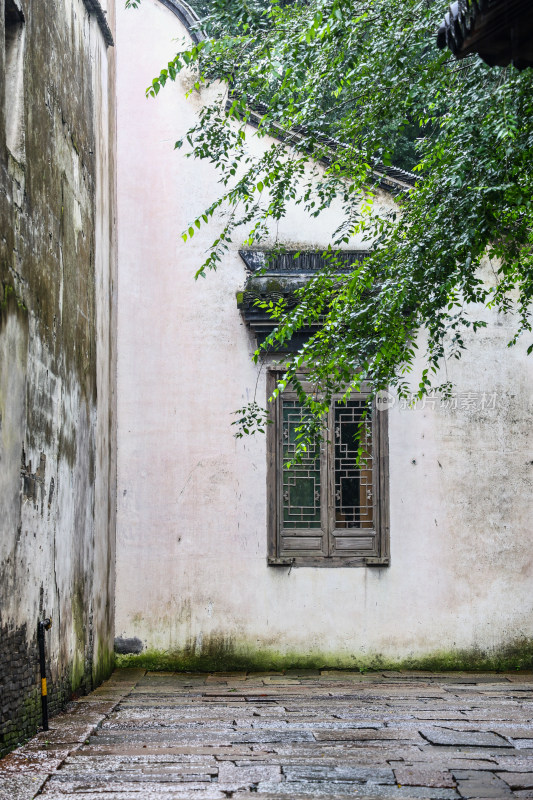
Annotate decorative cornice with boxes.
[238,277,318,350]
[82,0,114,47]
[237,250,368,352]
[239,249,368,274]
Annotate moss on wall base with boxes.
[92,642,115,688]
[115,638,533,674]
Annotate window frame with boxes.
[266,368,390,567]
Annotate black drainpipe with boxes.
[37,618,52,731]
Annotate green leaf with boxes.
[148,0,533,443]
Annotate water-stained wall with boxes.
[115,0,533,671]
[0,0,116,755]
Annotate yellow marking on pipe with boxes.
[41,678,47,696]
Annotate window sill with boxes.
[267,556,390,568]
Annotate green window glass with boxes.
[282,401,321,529]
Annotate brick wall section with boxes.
[0,625,39,757]
[0,624,79,758]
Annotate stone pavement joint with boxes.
[1,669,533,799]
[0,669,145,800]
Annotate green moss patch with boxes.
[0,282,27,323]
[115,638,533,674]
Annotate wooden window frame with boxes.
[266,368,390,567]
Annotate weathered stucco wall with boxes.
[0,0,116,755]
[115,0,533,670]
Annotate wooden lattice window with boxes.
[267,369,390,567]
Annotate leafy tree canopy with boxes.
[128,0,533,451]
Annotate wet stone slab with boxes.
[38,792,228,800]
[281,765,396,783]
[256,780,460,798]
[217,762,282,785]
[497,772,533,790]
[420,727,513,748]
[452,768,514,797]
[0,772,49,800]
[2,669,533,798]
[393,766,457,788]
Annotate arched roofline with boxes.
[156,0,202,43]
[154,0,414,193]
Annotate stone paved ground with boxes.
[2,669,533,799]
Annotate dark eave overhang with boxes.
[153,1,414,195]
[233,102,416,196]
[437,0,533,69]
[237,250,368,352]
[82,0,114,47]
[239,250,368,274]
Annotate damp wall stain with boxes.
[0,0,117,757]
[115,634,533,673]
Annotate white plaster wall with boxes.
[115,0,533,664]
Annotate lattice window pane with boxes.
[334,399,373,529]
[282,400,321,528]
